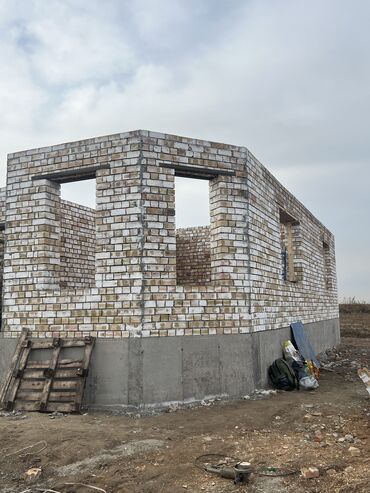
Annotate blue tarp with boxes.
[290,321,320,368]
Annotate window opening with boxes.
[61,179,96,209]
[175,177,211,285]
[323,241,332,289]
[280,209,299,282]
[59,179,96,289]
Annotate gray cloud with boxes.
[1,0,369,300]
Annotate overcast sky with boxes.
[1,0,369,301]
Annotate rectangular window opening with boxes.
[175,177,211,286]
[323,241,332,289]
[280,209,299,283]
[59,179,96,289]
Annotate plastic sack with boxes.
[299,375,319,390]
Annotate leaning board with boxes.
[290,321,320,368]
[0,333,95,413]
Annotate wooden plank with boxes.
[0,328,28,406]
[61,340,89,348]
[6,342,32,410]
[17,390,41,401]
[20,380,79,391]
[19,380,44,391]
[39,344,61,412]
[17,390,77,402]
[27,340,87,350]
[51,380,79,390]
[23,368,81,379]
[30,342,55,350]
[22,369,46,379]
[58,360,83,368]
[75,338,95,412]
[14,400,40,412]
[26,361,51,369]
[45,401,76,413]
[53,369,82,379]
[15,401,75,413]
[27,359,83,369]
[49,391,77,402]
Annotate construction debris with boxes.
[348,446,361,457]
[300,467,320,479]
[357,367,370,395]
[24,466,42,482]
[0,409,27,420]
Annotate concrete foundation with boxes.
[0,318,340,410]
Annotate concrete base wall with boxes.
[0,318,340,410]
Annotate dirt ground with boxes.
[0,336,369,493]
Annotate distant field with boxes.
[339,303,370,338]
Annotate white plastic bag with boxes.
[299,376,319,390]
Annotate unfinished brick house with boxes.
[0,130,339,408]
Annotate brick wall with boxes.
[246,151,338,331]
[3,132,144,338]
[0,230,4,317]
[0,187,7,321]
[1,130,338,339]
[176,226,211,285]
[60,200,95,289]
[0,190,96,310]
[0,188,6,222]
